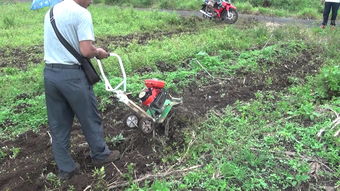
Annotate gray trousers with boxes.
[44,65,111,173]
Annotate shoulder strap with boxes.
[49,7,83,63]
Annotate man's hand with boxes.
[79,40,109,59]
[96,48,109,59]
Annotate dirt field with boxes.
[0,2,331,190]
[0,28,323,190]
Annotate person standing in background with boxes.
[321,0,340,29]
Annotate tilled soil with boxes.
[0,35,323,190]
[0,6,327,189]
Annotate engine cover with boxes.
[139,88,161,106]
[145,79,166,89]
[139,79,167,107]
[150,90,168,110]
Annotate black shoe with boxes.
[92,150,120,166]
[58,162,80,181]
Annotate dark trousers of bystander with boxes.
[322,2,340,26]
[43,64,111,173]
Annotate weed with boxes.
[123,163,136,184]
[2,16,15,29]
[45,172,62,189]
[315,65,340,98]
[92,167,108,191]
[0,148,7,161]
[150,180,171,191]
[105,133,125,146]
[67,185,76,191]
[9,147,20,159]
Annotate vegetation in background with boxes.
[0,0,326,19]
[0,3,183,48]
[94,0,324,19]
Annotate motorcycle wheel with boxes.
[201,4,207,18]
[202,5,213,19]
[222,8,238,24]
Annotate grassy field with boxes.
[0,0,326,19]
[94,0,325,19]
[0,2,339,191]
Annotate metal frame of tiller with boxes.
[96,53,182,134]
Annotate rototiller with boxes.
[96,53,182,134]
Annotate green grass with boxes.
[134,50,339,190]
[0,2,339,190]
[95,0,325,19]
[171,84,338,190]
[96,0,201,10]
[0,3,44,47]
[0,3,183,48]
[227,0,323,19]
[1,24,315,138]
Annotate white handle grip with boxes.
[96,53,127,92]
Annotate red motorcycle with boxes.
[200,0,238,24]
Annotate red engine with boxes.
[145,79,165,89]
[139,79,166,107]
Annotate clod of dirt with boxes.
[156,61,177,72]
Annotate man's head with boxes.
[74,0,92,8]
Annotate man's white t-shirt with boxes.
[44,0,95,65]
